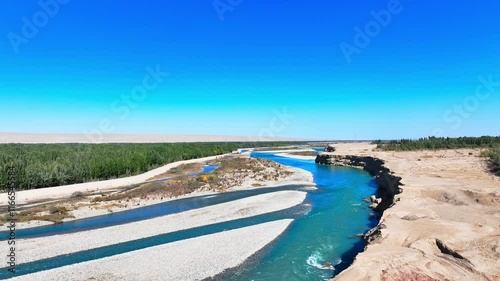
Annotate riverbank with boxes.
[328,143,499,281]
[0,155,228,206]
[15,191,307,265]
[276,152,317,160]
[0,153,314,229]
[11,220,295,281]
[1,149,316,280]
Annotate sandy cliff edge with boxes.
[327,143,500,281]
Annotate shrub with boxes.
[70,191,85,199]
[49,206,68,215]
[377,136,500,167]
[377,136,500,151]
[0,142,303,191]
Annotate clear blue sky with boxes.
[1,0,499,140]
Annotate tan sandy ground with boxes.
[10,220,294,281]
[331,143,500,281]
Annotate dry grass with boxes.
[420,155,434,159]
[205,157,293,191]
[288,151,318,156]
[90,176,205,203]
[0,156,296,224]
[89,157,293,202]
[0,205,74,224]
[252,146,301,152]
[93,203,127,210]
[147,163,204,181]
[70,191,85,199]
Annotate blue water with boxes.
[0,165,220,239]
[189,164,218,176]
[1,152,378,280]
[1,185,304,240]
[150,164,219,183]
[218,152,379,280]
[312,147,325,153]
[0,206,309,279]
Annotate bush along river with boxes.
[0,152,379,280]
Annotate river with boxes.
[0,151,378,280]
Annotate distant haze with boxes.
[0,133,310,144]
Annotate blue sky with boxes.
[0,0,499,140]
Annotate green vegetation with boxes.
[0,142,302,191]
[481,147,500,166]
[0,155,298,224]
[374,136,500,151]
[375,136,500,167]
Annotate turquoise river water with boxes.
[221,152,379,281]
[0,151,379,280]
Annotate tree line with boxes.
[0,142,302,191]
[374,136,500,166]
[374,136,500,150]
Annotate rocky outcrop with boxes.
[325,144,336,152]
[315,153,403,213]
[316,152,406,278]
[323,144,500,281]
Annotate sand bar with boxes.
[11,219,294,281]
[16,190,306,264]
[275,152,317,160]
